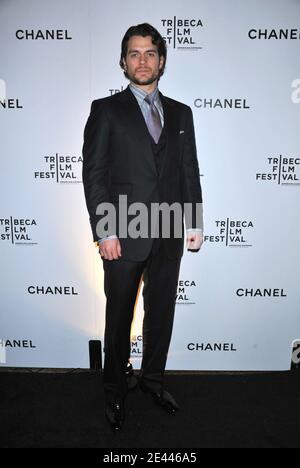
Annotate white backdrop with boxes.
[0,0,299,370]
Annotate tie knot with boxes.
[144,94,155,106]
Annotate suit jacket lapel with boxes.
[116,86,157,176]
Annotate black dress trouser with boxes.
[101,237,182,401]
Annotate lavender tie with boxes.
[144,94,162,144]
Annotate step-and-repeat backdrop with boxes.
[1,0,299,370]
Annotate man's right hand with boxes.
[99,238,122,260]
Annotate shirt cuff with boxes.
[186,228,203,234]
[98,235,118,244]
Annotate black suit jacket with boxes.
[82,85,203,261]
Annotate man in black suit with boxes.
[83,23,204,431]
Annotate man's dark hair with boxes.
[120,23,167,79]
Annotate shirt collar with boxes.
[129,83,160,102]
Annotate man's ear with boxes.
[159,56,165,70]
[122,58,127,70]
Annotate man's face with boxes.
[123,35,165,86]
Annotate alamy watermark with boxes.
[291,79,300,104]
[0,79,6,101]
[95,196,203,239]
[0,339,7,364]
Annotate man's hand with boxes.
[186,232,204,251]
[99,238,122,260]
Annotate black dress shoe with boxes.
[140,383,179,414]
[105,399,125,432]
[151,390,180,414]
[125,363,138,391]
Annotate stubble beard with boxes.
[127,69,160,87]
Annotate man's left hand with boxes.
[186,232,204,251]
